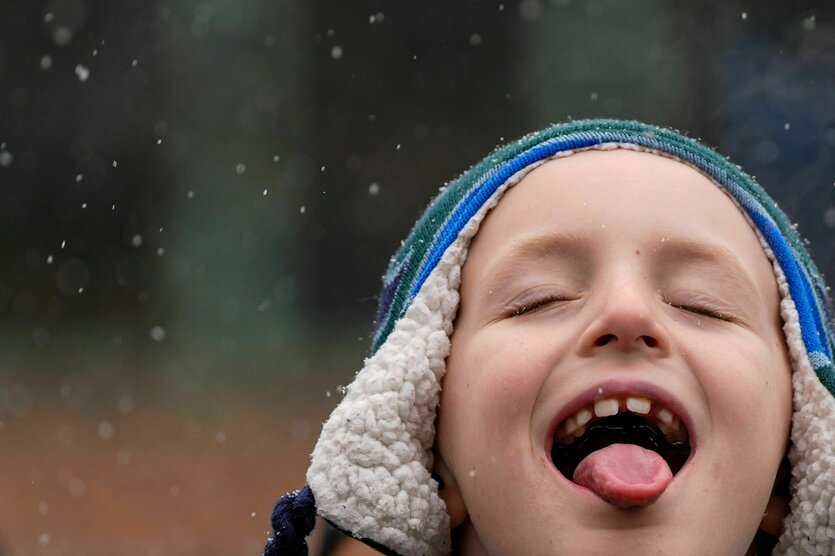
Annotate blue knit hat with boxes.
[265,119,835,555]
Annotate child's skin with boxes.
[432,149,793,555]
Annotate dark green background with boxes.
[2,1,834,392]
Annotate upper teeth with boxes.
[626,396,651,414]
[594,398,618,417]
[555,396,686,444]
[576,408,592,426]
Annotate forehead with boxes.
[464,148,779,302]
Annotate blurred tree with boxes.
[299,0,532,332]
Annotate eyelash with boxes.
[506,295,571,318]
[665,298,732,321]
[507,295,733,321]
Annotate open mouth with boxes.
[549,394,692,507]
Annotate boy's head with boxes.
[265,120,835,556]
[433,149,792,554]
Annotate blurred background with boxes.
[1,0,834,554]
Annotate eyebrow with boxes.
[480,232,593,292]
[654,236,760,294]
[495,231,595,265]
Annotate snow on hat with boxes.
[264,119,835,556]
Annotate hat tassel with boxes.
[264,484,317,556]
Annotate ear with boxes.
[432,454,468,529]
[759,456,790,536]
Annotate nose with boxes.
[576,283,670,359]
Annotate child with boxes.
[265,120,835,555]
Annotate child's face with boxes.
[435,149,793,555]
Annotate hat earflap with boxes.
[771,262,835,555]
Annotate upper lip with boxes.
[544,378,697,454]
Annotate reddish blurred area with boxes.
[0,372,376,555]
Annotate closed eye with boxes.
[506,295,572,318]
[666,300,734,322]
[675,304,725,319]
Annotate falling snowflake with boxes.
[150,326,166,341]
[75,64,90,82]
[117,395,134,413]
[824,206,835,228]
[53,27,72,46]
[98,421,114,440]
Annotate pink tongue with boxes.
[573,443,673,508]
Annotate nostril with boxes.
[593,334,658,348]
[595,334,616,347]
[641,335,657,348]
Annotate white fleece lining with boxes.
[773,266,835,555]
[307,145,835,555]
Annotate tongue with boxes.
[573,443,673,508]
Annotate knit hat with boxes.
[264,119,835,556]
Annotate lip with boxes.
[544,378,698,457]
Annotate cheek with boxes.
[693,332,792,441]
[442,331,550,453]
